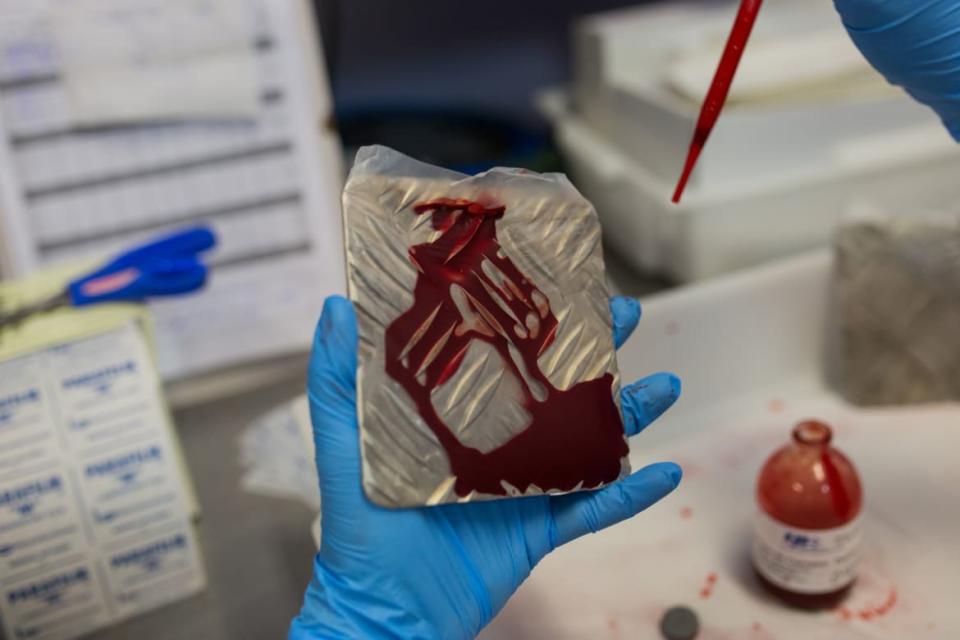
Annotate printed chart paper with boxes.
[0,0,345,380]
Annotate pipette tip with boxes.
[672,141,703,205]
[669,0,764,205]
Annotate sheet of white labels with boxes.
[0,323,205,640]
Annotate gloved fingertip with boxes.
[621,372,681,436]
[309,296,359,398]
[622,461,682,493]
[610,295,641,323]
[610,296,641,349]
[316,295,356,343]
[655,461,683,489]
[668,372,682,398]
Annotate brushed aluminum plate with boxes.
[343,145,627,507]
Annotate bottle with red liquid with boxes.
[752,420,864,609]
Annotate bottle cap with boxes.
[660,605,700,640]
[793,420,832,446]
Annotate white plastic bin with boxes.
[552,0,960,282]
[543,93,960,282]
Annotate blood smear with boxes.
[699,572,718,599]
[384,199,626,497]
[858,588,897,621]
[836,587,898,622]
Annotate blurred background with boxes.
[1,0,958,638]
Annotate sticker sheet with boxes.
[0,323,204,640]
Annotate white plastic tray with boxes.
[543,93,960,282]
[483,252,960,639]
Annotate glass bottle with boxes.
[752,420,864,609]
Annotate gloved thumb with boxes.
[307,296,365,513]
[308,296,359,426]
[550,462,682,547]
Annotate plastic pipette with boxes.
[672,0,764,204]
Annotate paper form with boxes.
[50,0,260,124]
[0,0,346,381]
[0,322,205,640]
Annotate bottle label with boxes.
[752,510,863,594]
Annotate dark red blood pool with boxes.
[384,198,626,497]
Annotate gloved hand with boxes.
[834,0,960,140]
[290,295,682,640]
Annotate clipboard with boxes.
[0,0,345,388]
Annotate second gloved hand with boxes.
[290,295,682,640]
[835,0,960,140]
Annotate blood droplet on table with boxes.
[700,572,718,599]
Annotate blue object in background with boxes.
[68,227,215,307]
[835,0,960,140]
[0,226,216,328]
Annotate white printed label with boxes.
[0,324,205,640]
[752,510,863,594]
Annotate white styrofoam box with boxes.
[571,0,958,199]
[544,93,960,282]
[483,251,960,639]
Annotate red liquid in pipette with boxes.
[672,0,764,204]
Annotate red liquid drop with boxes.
[699,572,718,599]
[754,420,863,608]
[384,198,627,497]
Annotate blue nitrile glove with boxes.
[835,0,960,140]
[290,295,682,640]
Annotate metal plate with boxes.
[343,145,627,507]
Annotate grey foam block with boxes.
[834,216,960,406]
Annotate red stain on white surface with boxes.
[747,621,778,640]
[700,572,718,599]
[768,398,785,413]
[859,588,897,621]
[680,506,694,520]
[836,587,898,622]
